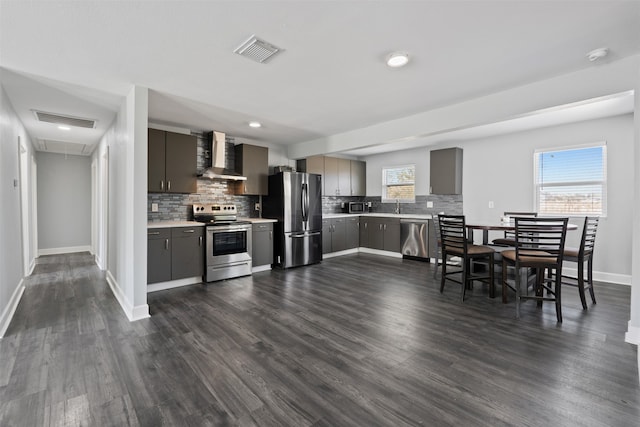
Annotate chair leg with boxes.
[488,256,495,298]
[515,265,521,319]
[440,254,446,293]
[461,259,468,302]
[536,268,544,308]
[588,256,596,304]
[577,259,588,310]
[502,259,508,303]
[433,251,439,279]
[555,269,563,323]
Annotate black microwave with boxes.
[348,202,367,214]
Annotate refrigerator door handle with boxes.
[290,231,321,238]
[301,183,309,222]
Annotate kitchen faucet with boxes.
[394,199,400,214]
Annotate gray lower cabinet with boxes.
[345,217,359,249]
[171,227,204,280]
[359,217,371,248]
[252,222,274,267]
[148,226,204,284]
[323,218,348,254]
[148,229,172,284]
[364,217,401,252]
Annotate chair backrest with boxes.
[514,217,568,267]
[580,216,599,256]
[503,212,537,238]
[438,215,468,255]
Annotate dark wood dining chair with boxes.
[432,214,442,279]
[439,215,495,301]
[562,216,599,310]
[501,217,568,322]
[492,211,537,246]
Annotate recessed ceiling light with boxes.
[386,52,409,68]
[249,121,262,128]
[58,125,71,130]
[587,47,608,62]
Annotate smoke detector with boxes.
[234,35,282,63]
[587,47,608,62]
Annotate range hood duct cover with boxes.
[200,131,247,181]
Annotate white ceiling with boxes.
[1,1,638,157]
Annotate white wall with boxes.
[36,152,91,253]
[97,85,149,321]
[0,82,35,337]
[363,114,634,283]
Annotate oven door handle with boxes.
[209,225,251,233]
[290,231,321,238]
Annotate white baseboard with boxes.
[38,245,92,256]
[95,254,105,271]
[106,270,150,322]
[0,279,26,338]
[562,267,631,286]
[252,265,272,273]
[357,247,403,258]
[625,323,640,346]
[323,248,359,259]
[147,276,202,293]
[28,258,36,276]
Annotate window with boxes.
[534,144,606,216]
[382,164,415,202]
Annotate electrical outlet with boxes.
[151,203,158,212]
[488,201,494,209]
[255,202,260,211]
[426,201,433,208]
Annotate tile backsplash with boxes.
[148,132,259,221]
[321,194,462,216]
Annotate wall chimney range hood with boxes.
[200,131,247,181]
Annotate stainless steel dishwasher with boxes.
[400,219,430,259]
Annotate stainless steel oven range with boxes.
[192,203,252,282]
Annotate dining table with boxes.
[466,220,579,245]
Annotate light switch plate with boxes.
[426,201,433,208]
[488,201,495,209]
[151,203,159,212]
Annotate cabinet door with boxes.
[171,227,204,280]
[359,218,370,248]
[148,129,166,192]
[369,218,385,250]
[338,158,351,197]
[331,218,347,252]
[304,155,325,175]
[382,219,401,253]
[430,147,463,195]
[322,219,332,254]
[324,156,339,196]
[147,229,172,284]
[236,144,268,195]
[345,217,359,249]
[252,223,274,266]
[165,132,197,193]
[350,160,366,196]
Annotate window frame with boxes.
[381,164,416,203]
[533,142,607,217]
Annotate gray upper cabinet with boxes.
[298,156,365,196]
[350,160,366,196]
[430,147,463,195]
[148,129,197,193]
[234,143,268,195]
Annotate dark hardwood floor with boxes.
[1,252,638,426]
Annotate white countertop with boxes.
[148,221,205,229]
[239,217,277,223]
[324,213,432,220]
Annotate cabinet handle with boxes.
[148,231,160,235]
[183,229,195,233]
[269,231,272,240]
[365,223,367,230]
[160,180,164,191]
[384,224,387,231]
[244,184,247,193]
[379,224,382,230]
[167,181,171,191]
[199,236,203,246]
[165,239,169,250]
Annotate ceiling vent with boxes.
[33,110,97,129]
[233,35,282,63]
[38,139,92,156]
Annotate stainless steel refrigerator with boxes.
[263,172,322,268]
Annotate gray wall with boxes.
[37,151,91,251]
